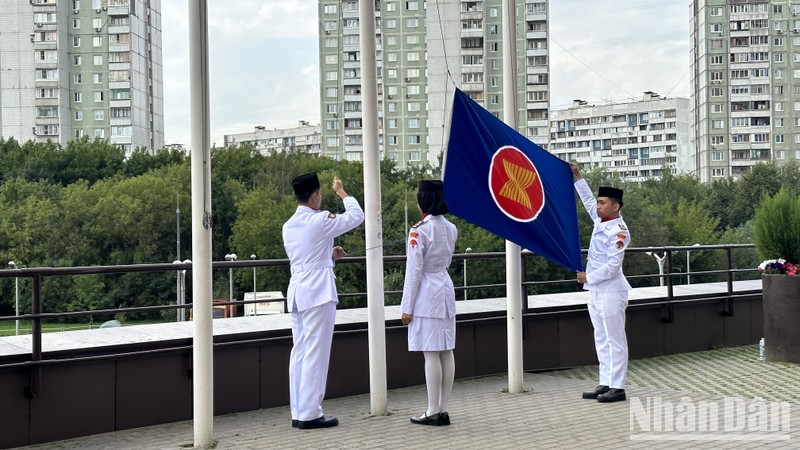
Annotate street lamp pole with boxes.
[8,261,19,335]
[174,180,180,261]
[463,248,472,300]
[225,253,237,303]
[687,243,701,285]
[250,254,257,296]
[645,250,666,287]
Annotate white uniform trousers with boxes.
[289,301,336,421]
[587,290,629,389]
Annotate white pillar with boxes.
[503,0,524,394]
[188,0,214,446]
[359,0,387,416]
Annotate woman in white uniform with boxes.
[401,180,458,426]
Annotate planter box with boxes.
[762,274,800,363]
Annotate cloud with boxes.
[549,0,690,107]
[160,0,320,146]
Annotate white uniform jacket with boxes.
[574,179,632,292]
[400,215,458,318]
[282,196,364,312]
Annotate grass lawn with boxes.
[0,319,172,337]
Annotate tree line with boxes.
[1,136,797,322]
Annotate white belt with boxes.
[290,260,333,274]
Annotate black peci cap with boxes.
[292,173,320,197]
[598,186,624,206]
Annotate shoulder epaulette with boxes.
[411,220,425,229]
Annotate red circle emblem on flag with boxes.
[488,146,545,222]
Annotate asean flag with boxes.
[443,88,582,272]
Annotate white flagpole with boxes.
[359,0,388,415]
[188,0,214,445]
[503,0,524,394]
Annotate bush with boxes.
[753,188,800,264]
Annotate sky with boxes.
[161,0,691,147]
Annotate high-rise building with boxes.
[0,0,164,155]
[317,0,550,169]
[690,0,798,182]
[549,93,692,181]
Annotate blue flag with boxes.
[443,88,583,272]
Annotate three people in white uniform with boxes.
[401,180,459,426]
[570,163,631,403]
[282,173,364,428]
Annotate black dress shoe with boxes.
[298,415,339,429]
[410,412,443,426]
[440,412,451,426]
[582,385,609,399]
[291,419,298,428]
[597,388,626,403]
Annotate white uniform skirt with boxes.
[408,316,456,351]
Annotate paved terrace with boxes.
[17,345,799,450]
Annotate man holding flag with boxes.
[571,163,631,403]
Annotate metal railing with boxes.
[0,243,759,397]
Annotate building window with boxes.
[73,36,81,47]
[94,91,104,102]
[74,92,83,102]
[93,73,103,83]
[409,151,421,161]
[408,118,419,128]
[93,36,102,47]
[94,110,104,121]
[712,120,725,129]
[93,55,103,65]
[712,168,724,177]
[94,128,105,138]
[775,134,785,143]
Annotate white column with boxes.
[188,0,214,446]
[503,0,524,394]
[359,0,387,416]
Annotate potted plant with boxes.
[754,188,800,363]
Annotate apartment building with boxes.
[0,0,164,155]
[549,93,692,181]
[317,0,550,169]
[223,121,322,156]
[690,0,800,181]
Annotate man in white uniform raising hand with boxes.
[282,173,364,428]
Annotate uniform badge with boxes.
[618,224,627,231]
[411,220,424,228]
[409,231,419,238]
[410,239,418,248]
[616,240,624,249]
[328,213,336,219]
[617,233,627,240]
